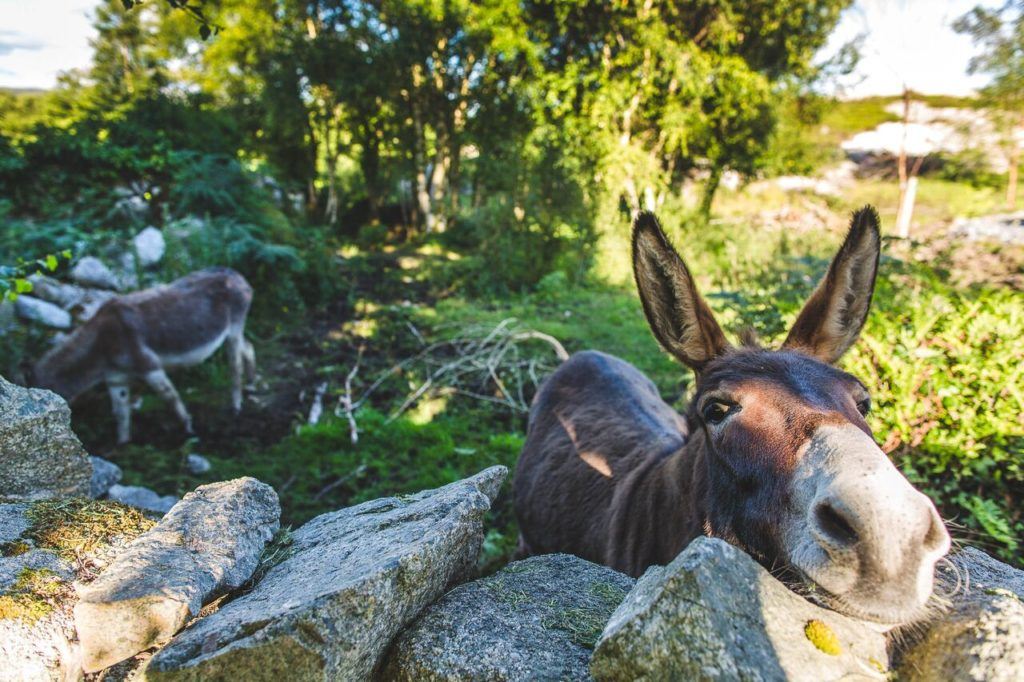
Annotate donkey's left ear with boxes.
[783,206,881,364]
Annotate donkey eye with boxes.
[702,401,735,425]
[856,397,871,416]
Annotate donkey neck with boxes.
[609,436,708,576]
[36,326,109,400]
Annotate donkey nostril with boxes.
[814,501,859,547]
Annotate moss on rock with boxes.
[0,567,69,624]
[23,498,154,561]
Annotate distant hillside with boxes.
[825,94,982,139]
[0,87,48,96]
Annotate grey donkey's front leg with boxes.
[107,381,132,444]
[143,369,194,436]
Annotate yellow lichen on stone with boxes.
[804,619,842,656]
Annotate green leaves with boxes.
[0,251,72,302]
[119,0,217,40]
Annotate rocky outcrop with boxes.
[897,547,1024,681]
[0,499,154,681]
[144,466,507,681]
[106,484,179,515]
[89,457,123,499]
[27,275,116,322]
[75,478,280,672]
[0,376,92,499]
[590,537,890,681]
[13,295,72,330]
[951,212,1024,245]
[71,256,120,291]
[382,553,634,681]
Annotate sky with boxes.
[0,0,1007,96]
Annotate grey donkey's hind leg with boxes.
[144,369,194,436]
[242,339,256,385]
[107,381,132,444]
[225,331,252,413]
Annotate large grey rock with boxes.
[133,226,166,267]
[145,466,508,681]
[26,275,83,309]
[897,547,1024,681]
[75,477,280,672]
[106,484,179,515]
[382,553,635,681]
[1,500,154,681]
[13,295,72,329]
[0,376,92,499]
[590,537,890,681]
[89,457,123,499]
[0,541,80,681]
[71,256,119,290]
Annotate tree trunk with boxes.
[361,130,382,221]
[428,147,448,233]
[413,109,434,233]
[700,167,722,218]
[1008,133,1020,210]
[448,142,461,217]
[896,88,911,238]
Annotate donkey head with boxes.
[632,207,950,625]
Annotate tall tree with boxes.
[956,1,1024,209]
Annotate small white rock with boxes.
[185,453,211,475]
[132,226,166,267]
[14,295,72,329]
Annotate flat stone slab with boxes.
[590,537,890,681]
[75,477,280,672]
[144,466,507,681]
[382,553,635,681]
[0,375,92,499]
[897,547,1024,681]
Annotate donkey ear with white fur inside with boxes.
[632,212,730,372]
[783,206,881,364]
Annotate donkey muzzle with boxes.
[787,424,951,624]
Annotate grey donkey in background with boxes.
[27,267,255,444]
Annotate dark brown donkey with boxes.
[28,268,255,444]
[513,207,950,625]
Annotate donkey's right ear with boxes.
[632,212,730,372]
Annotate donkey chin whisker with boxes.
[779,565,937,628]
